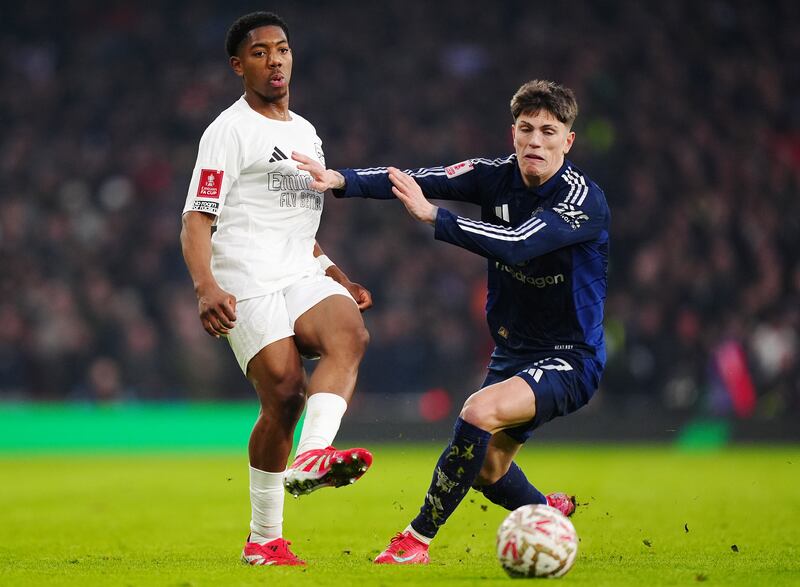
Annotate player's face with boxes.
[230,25,292,102]
[512,110,575,188]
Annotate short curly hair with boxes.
[510,80,578,127]
[225,12,290,57]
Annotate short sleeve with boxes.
[182,121,242,218]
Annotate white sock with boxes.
[249,466,284,544]
[295,392,348,455]
[405,524,432,545]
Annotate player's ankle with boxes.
[405,525,433,545]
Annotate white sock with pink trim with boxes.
[295,392,348,455]
[249,466,284,544]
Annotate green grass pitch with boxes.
[1,444,798,586]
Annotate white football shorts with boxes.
[226,273,355,374]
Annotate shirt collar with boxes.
[511,157,572,198]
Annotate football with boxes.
[496,504,578,578]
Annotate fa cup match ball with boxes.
[496,504,578,578]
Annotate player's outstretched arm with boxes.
[313,241,373,312]
[292,151,346,192]
[180,211,238,338]
[433,187,608,266]
[387,167,439,225]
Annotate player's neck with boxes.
[520,158,564,189]
[244,91,292,122]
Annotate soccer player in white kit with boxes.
[180,12,373,566]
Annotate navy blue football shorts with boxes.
[480,347,602,443]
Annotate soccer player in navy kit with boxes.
[295,79,609,564]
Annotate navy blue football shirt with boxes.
[335,155,609,369]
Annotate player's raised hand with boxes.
[387,167,438,225]
[197,284,237,338]
[292,151,346,192]
[343,280,374,312]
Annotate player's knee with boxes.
[326,324,370,362]
[346,324,370,358]
[460,394,499,432]
[266,383,306,422]
[251,366,305,414]
[272,370,305,400]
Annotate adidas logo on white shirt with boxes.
[268,146,288,163]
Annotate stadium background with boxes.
[1,0,798,448]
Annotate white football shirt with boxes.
[183,96,326,300]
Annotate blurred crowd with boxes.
[1,0,798,419]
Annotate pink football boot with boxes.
[241,536,305,566]
[546,492,577,517]
[284,446,372,496]
[374,531,430,564]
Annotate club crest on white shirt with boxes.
[314,141,325,167]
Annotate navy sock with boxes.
[473,461,546,510]
[410,418,491,539]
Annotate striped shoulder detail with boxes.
[409,166,447,178]
[352,156,513,178]
[470,155,516,167]
[559,167,589,206]
[455,215,547,241]
[352,166,448,178]
[352,166,388,176]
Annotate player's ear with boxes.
[230,55,244,77]
[563,131,575,154]
[510,124,516,146]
